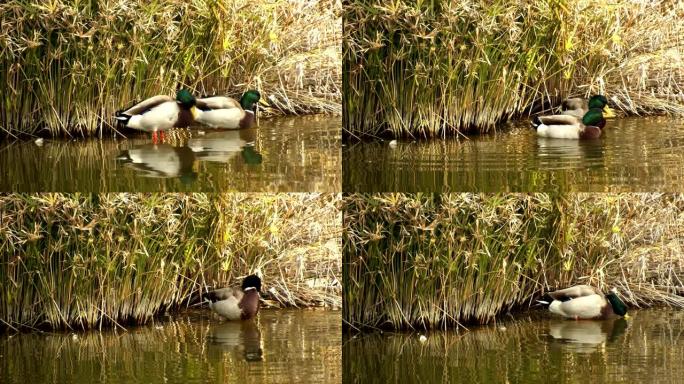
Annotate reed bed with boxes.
[0,193,341,330]
[0,0,341,138]
[343,193,684,330]
[344,0,684,139]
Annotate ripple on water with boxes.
[0,309,341,384]
[344,117,684,192]
[0,116,341,192]
[344,309,684,384]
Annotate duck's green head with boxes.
[240,90,261,112]
[176,89,196,108]
[606,288,628,316]
[588,95,608,108]
[582,108,606,129]
[589,95,617,118]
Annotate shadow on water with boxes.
[0,115,341,192]
[343,116,684,192]
[343,309,684,384]
[0,309,341,384]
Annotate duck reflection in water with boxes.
[117,129,263,180]
[187,128,261,165]
[535,137,604,166]
[207,320,264,362]
[116,144,198,183]
[547,318,628,353]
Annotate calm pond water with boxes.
[344,116,684,192]
[0,309,340,384]
[344,308,684,384]
[0,116,340,192]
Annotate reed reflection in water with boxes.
[1,309,341,384]
[344,309,684,384]
[0,115,340,192]
[343,116,684,192]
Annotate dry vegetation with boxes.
[0,0,341,138]
[344,193,684,330]
[344,0,684,138]
[0,193,341,330]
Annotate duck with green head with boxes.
[531,108,606,139]
[562,94,616,119]
[193,90,261,129]
[115,89,197,142]
[538,285,629,320]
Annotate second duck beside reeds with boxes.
[532,108,606,139]
[194,90,261,129]
[561,94,617,119]
[538,285,629,320]
[115,89,197,142]
[204,275,262,321]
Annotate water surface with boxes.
[344,309,684,383]
[1,309,340,384]
[344,116,684,192]
[0,116,340,192]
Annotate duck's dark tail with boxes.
[202,291,221,303]
[531,116,542,129]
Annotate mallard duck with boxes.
[537,285,628,320]
[115,89,197,142]
[193,90,261,129]
[562,94,616,119]
[531,108,606,139]
[204,274,261,321]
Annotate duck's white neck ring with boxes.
[244,287,257,291]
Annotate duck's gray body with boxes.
[194,96,255,130]
[561,98,589,119]
[540,285,628,320]
[116,95,195,132]
[205,286,260,321]
[205,275,261,321]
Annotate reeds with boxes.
[343,0,684,138]
[0,193,341,330]
[0,0,341,138]
[343,193,684,330]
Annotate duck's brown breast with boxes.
[579,126,602,139]
[239,112,256,129]
[176,107,195,128]
[239,289,260,320]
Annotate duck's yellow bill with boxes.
[623,314,631,319]
[603,105,617,118]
